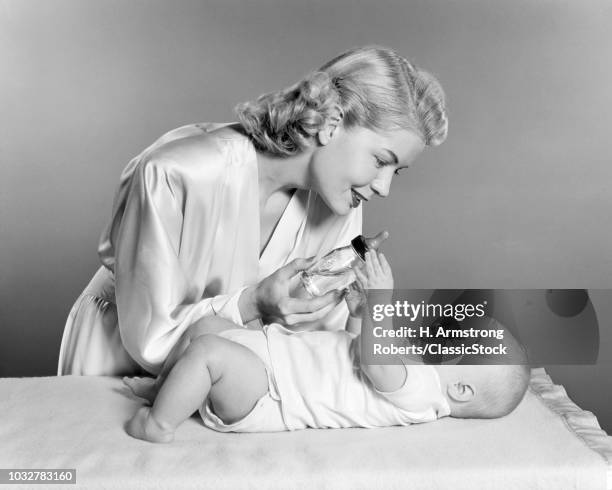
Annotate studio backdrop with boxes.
[1,0,611,431]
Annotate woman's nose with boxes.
[371,173,392,197]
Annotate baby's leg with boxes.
[123,316,244,405]
[125,333,268,443]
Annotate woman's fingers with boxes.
[284,299,342,325]
[287,271,304,292]
[281,289,343,316]
[277,256,316,280]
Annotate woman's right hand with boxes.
[239,258,345,326]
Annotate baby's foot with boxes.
[125,407,175,443]
[123,376,159,405]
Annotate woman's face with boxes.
[308,125,425,215]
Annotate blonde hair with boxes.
[235,45,448,157]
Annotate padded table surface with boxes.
[1,369,610,489]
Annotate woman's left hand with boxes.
[239,257,345,326]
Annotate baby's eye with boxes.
[374,156,389,168]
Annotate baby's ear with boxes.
[448,381,476,403]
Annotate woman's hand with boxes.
[239,258,344,326]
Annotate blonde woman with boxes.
[58,45,448,377]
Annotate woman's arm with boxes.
[113,154,346,373]
[112,157,254,373]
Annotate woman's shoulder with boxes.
[137,123,254,176]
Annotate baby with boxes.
[124,251,530,442]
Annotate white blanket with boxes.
[1,369,610,489]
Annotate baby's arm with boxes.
[356,315,407,392]
[345,283,363,336]
[347,252,407,392]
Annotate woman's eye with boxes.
[374,157,386,168]
[394,168,403,176]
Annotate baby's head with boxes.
[428,317,531,419]
[434,363,530,419]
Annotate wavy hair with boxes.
[235,45,448,157]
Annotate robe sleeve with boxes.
[112,157,247,373]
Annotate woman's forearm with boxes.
[238,286,260,324]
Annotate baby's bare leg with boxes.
[123,316,244,404]
[125,333,268,443]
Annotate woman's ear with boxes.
[316,105,344,146]
[316,125,336,146]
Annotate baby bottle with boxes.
[300,231,388,297]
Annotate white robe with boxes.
[58,123,362,376]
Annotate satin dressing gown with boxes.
[58,123,362,376]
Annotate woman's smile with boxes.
[350,189,368,208]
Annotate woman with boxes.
[58,45,448,376]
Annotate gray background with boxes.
[1,0,611,431]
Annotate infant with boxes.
[124,251,530,442]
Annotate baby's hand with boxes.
[355,251,394,290]
[345,251,394,317]
[344,281,366,317]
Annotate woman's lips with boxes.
[351,189,367,208]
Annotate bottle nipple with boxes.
[364,230,389,250]
[351,231,389,261]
